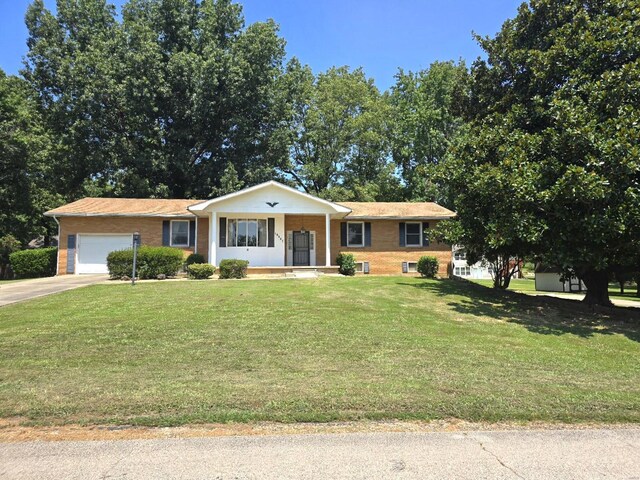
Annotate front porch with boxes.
[188,181,351,269]
[246,265,341,275]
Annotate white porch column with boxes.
[325,213,331,267]
[209,212,217,266]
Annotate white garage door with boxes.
[76,234,133,274]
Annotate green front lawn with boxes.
[472,278,640,302]
[0,276,638,426]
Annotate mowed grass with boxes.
[0,276,638,426]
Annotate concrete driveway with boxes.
[0,275,107,307]
[1,428,639,479]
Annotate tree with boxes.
[23,0,291,199]
[439,0,640,306]
[281,64,400,201]
[389,61,468,202]
[0,69,60,245]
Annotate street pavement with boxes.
[1,428,639,479]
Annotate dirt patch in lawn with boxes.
[1,418,638,443]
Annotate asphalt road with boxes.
[2,429,639,479]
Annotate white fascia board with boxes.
[43,213,195,218]
[343,215,456,220]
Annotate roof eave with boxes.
[344,215,456,220]
[44,212,195,218]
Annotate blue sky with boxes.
[0,0,523,90]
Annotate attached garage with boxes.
[76,234,133,274]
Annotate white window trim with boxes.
[407,261,418,273]
[405,222,422,247]
[170,219,190,247]
[347,221,365,248]
[227,218,269,248]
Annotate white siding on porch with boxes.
[216,213,285,267]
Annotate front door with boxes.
[293,231,310,266]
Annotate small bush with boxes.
[218,259,249,279]
[9,247,57,278]
[106,246,184,280]
[185,253,206,267]
[0,235,21,279]
[336,253,356,276]
[417,256,439,278]
[187,263,215,279]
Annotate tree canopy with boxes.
[439,0,640,305]
[24,0,290,199]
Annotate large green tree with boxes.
[281,63,401,201]
[441,0,640,306]
[24,0,291,199]
[389,61,468,202]
[0,69,60,245]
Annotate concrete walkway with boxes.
[528,291,640,309]
[1,429,639,479]
[0,275,107,307]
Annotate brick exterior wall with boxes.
[330,219,451,276]
[284,214,327,266]
[56,214,451,276]
[57,216,206,275]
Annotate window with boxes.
[407,262,418,273]
[454,266,471,276]
[170,220,189,246]
[347,222,364,247]
[405,222,421,246]
[227,219,268,247]
[454,250,467,261]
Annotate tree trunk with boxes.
[581,269,613,307]
[619,281,624,294]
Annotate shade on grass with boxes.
[0,276,638,426]
[472,278,640,302]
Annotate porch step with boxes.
[284,270,320,279]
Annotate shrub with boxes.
[417,256,439,278]
[185,253,206,267]
[0,235,21,279]
[218,259,249,279]
[187,263,215,279]
[9,247,57,278]
[336,253,356,276]
[106,246,184,280]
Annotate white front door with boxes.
[76,234,133,274]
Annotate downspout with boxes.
[53,216,60,276]
[194,216,198,254]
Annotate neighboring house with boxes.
[44,181,456,276]
[534,264,586,292]
[451,246,492,279]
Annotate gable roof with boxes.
[44,198,199,218]
[188,180,352,214]
[340,202,455,219]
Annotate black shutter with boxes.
[340,222,347,247]
[189,220,196,247]
[402,261,408,273]
[219,217,227,247]
[399,222,406,247]
[364,222,372,247]
[422,222,430,246]
[66,234,76,274]
[268,218,275,247]
[162,221,170,246]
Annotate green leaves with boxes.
[442,0,640,302]
[23,0,290,199]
